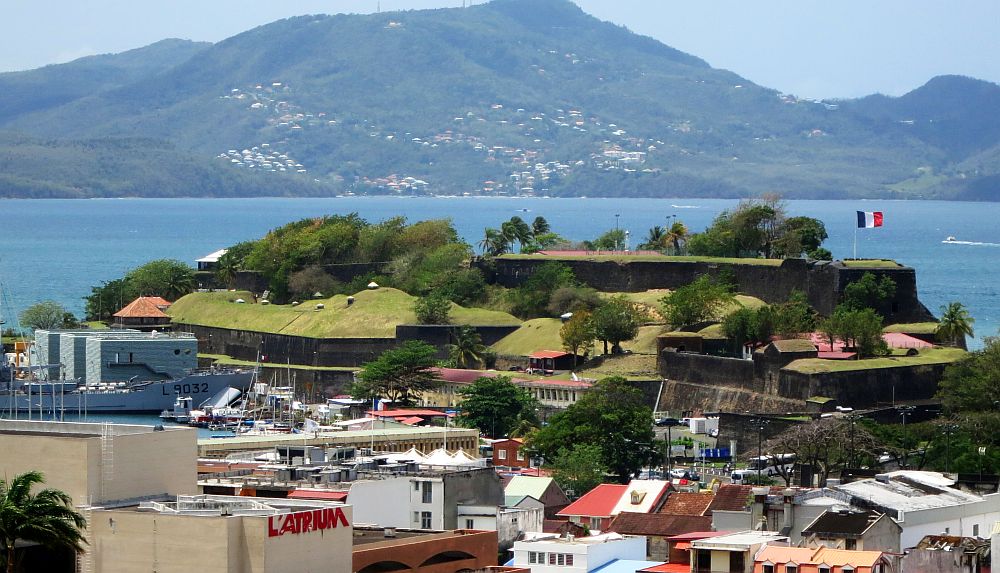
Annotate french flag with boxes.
[857,211,883,228]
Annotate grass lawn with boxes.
[576,353,659,380]
[491,318,563,356]
[842,259,901,268]
[884,322,938,334]
[624,325,670,354]
[200,353,359,371]
[784,346,966,374]
[169,288,520,338]
[499,254,784,266]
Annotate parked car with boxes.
[656,417,682,427]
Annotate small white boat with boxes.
[943,236,958,243]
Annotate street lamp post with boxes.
[750,416,769,485]
[898,406,915,469]
[615,213,621,250]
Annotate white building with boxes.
[512,533,647,573]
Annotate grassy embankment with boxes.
[499,253,784,265]
[784,346,966,374]
[168,287,520,338]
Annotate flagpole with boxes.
[853,226,857,260]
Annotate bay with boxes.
[1,197,997,349]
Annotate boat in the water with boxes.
[0,368,254,415]
[944,236,958,243]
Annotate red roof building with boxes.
[608,513,713,561]
[528,350,576,373]
[658,492,714,516]
[557,484,629,531]
[111,296,173,331]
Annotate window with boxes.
[763,565,774,573]
[465,519,475,529]
[516,449,525,461]
[498,449,508,460]
[845,539,856,550]
[529,552,538,564]
[549,553,557,565]
[974,524,980,536]
[566,554,574,566]
[413,511,420,524]
[590,517,601,530]
[557,554,565,566]
[421,511,432,529]
[818,566,830,573]
[422,481,432,503]
[842,567,854,573]
[415,481,420,491]
[786,565,797,573]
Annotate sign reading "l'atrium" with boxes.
[268,507,350,537]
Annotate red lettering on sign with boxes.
[267,507,350,537]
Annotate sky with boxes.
[2,0,998,99]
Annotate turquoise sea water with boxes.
[1,197,997,349]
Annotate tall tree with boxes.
[638,226,666,251]
[125,259,196,301]
[19,301,75,331]
[937,337,1000,413]
[529,376,654,482]
[560,310,595,366]
[549,444,607,499]
[936,301,975,348]
[457,376,538,438]
[592,296,644,355]
[0,471,87,573]
[665,221,689,255]
[659,275,735,329]
[531,216,551,237]
[448,326,487,369]
[760,418,884,486]
[352,341,439,407]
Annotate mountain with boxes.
[0,0,998,200]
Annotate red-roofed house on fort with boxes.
[111,296,173,331]
[528,350,576,373]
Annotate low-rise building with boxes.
[512,532,648,573]
[753,545,891,573]
[607,513,713,561]
[505,476,571,518]
[800,509,900,553]
[558,480,671,531]
[89,495,354,573]
[690,531,789,573]
[494,438,531,468]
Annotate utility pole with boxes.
[898,406,915,469]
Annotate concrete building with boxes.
[88,495,354,573]
[689,532,789,573]
[0,419,196,506]
[713,473,998,551]
[37,328,198,383]
[349,467,504,530]
[512,533,647,573]
[800,509,901,553]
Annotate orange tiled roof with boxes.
[756,546,885,568]
[112,296,171,319]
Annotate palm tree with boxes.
[936,302,974,348]
[531,216,550,236]
[478,228,507,257]
[639,226,666,251]
[665,221,689,255]
[448,326,487,369]
[0,471,87,573]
